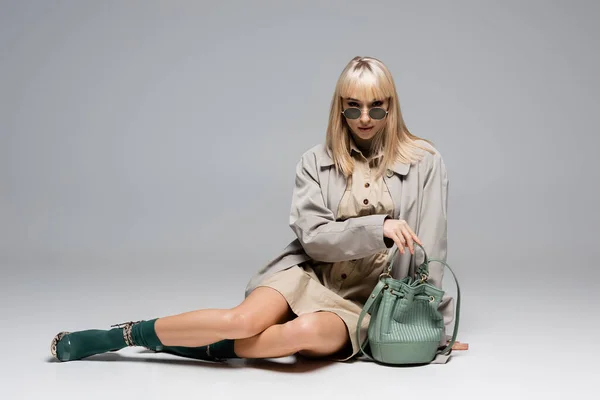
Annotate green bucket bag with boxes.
[356,242,461,365]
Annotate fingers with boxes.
[400,228,415,255]
[404,224,423,246]
[390,232,406,254]
[395,224,422,255]
[384,219,422,256]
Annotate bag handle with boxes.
[356,246,461,362]
[427,258,461,356]
[383,242,431,281]
[356,279,387,362]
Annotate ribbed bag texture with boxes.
[356,242,461,365]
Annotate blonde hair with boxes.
[325,56,436,178]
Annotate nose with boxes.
[359,108,370,124]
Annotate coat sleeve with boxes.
[413,150,449,287]
[288,152,391,263]
[413,149,455,345]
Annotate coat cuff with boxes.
[383,215,394,248]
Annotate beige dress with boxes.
[257,140,394,361]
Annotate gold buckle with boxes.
[379,272,391,281]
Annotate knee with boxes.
[284,313,330,346]
[221,309,263,338]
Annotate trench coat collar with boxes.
[348,138,385,162]
[319,145,411,175]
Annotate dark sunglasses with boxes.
[341,107,388,120]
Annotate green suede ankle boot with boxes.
[51,319,162,362]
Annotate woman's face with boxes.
[342,96,389,141]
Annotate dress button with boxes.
[363,199,369,205]
[341,273,347,279]
[364,182,370,188]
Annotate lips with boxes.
[358,127,373,131]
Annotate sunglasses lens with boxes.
[343,108,361,119]
[369,108,387,120]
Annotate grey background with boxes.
[1,0,598,399]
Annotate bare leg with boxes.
[233,311,349,359]
[155,286,294,347]
[50,286,294,361]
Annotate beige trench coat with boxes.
[244,139,455,353]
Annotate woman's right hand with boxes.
[383,218,422,255]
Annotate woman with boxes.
[51,56,455,364]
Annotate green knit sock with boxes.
[151,339,239,361]
[130,319,163,349]
[209,339,238,359]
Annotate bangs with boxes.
[339,68,393,102]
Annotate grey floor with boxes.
[2,262,596,400]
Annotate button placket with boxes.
[338,261,357,290]
[362,162,371,207]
